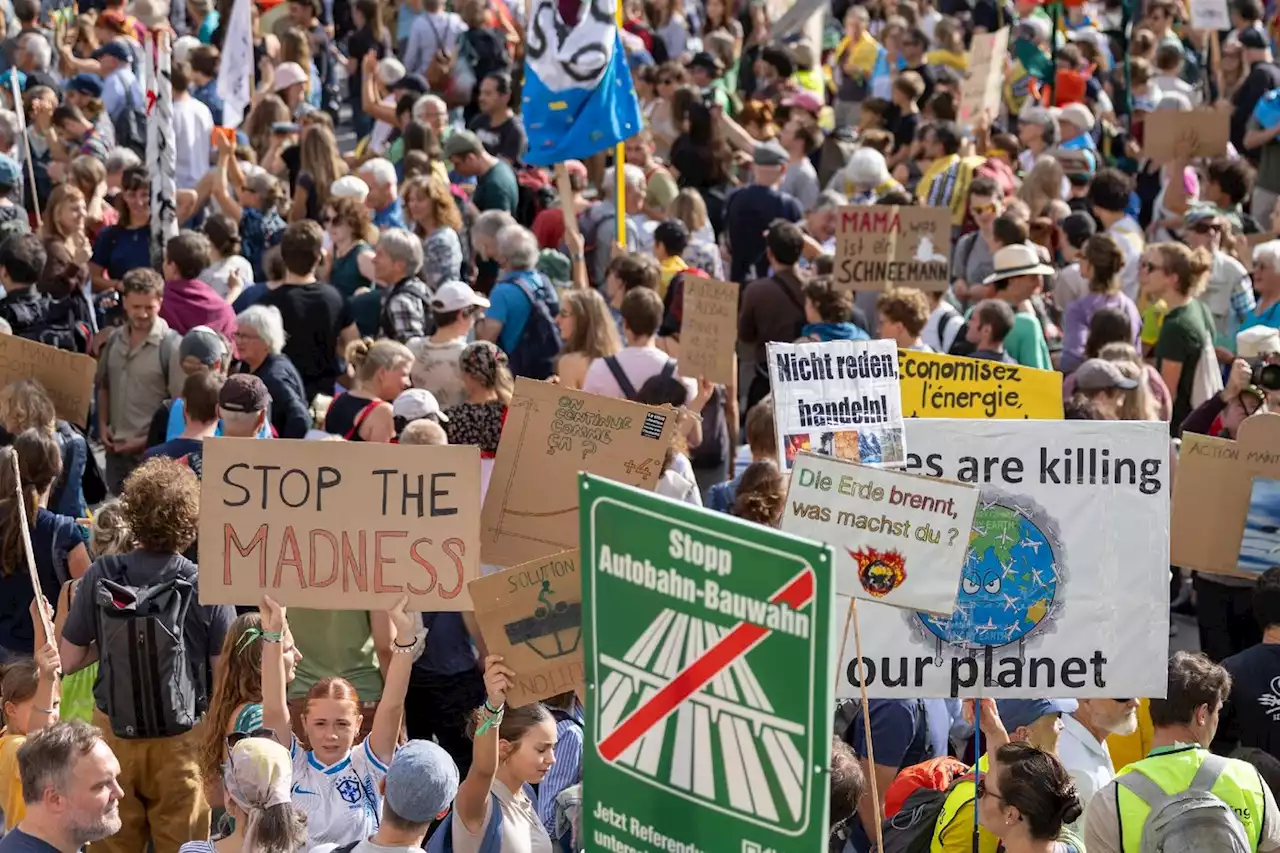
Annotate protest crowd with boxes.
[0,0,1278,849]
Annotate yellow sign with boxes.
[898,350,1063,419]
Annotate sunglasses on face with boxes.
[976,779,1006,802]
[971,203,998,215]
[226,728,279,750]
[1191,221,1221,233]
[1141,260,1163,273]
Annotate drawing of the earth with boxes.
[916,499,1059,649]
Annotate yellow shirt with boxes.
[1107,698,1156,771]
[926,48,969,71]
[659,255,688,299]
[1141,298,1169,349]
[836,31,882,78]
[0,731,27,830]
[917,155,985,227]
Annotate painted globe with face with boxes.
[916,502,1058,649]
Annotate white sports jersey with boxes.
[290,737,388,847]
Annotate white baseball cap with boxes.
[1238,326,1280,359]
[393,389,448,423]
[272,62,309,93]
[431,281,490,313]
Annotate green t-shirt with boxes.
[1004,311,1052,370]
[287,609,384,702]
[475,160,519,215]
[350,288,383,337]
[1154,299,1214,434]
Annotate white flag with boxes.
[147,32,178,261]
[217,0,253,129]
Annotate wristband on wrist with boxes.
[476,704,504,736]
[484,698,504,714]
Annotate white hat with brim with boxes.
[983,243,1057,284]
[272,62,309,93]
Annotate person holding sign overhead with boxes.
[259,593,421,849]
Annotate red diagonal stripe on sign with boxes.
[598,568,815,762]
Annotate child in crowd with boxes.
[0,608,62,830]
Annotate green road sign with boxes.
[579,473,835,853]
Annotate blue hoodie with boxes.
[801,322,870,342]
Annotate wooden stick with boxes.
[850,597,886,853]
[11,451,53,641]
[1210,29,1223,105]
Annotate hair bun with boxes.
[1058,786,1083,826]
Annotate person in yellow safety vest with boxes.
[1083,651,1280,853]
[930,698,1078,853]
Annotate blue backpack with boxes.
[426,793,505,853]
[504,273,562,381]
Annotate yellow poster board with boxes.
[898,350,1063,419]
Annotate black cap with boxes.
[1239,26,1269,50]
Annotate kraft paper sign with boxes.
[480,380,678,568]
[782,452,978,614]
[0,335,96,427]
[899,349,1064,419]
[679,276,737,386]
[469,549,582,707]
[1144,105,1230,164]
[1171,414,1280,579]
[834,205,951,292]
[198,437,481,609]
[959,28,1009,127]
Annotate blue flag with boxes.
[520,0,644,167]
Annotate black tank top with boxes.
[324,393,380,442]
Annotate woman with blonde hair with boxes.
[1106,352,1160,421]
[288,125,345,223]
[443,342,512,455]
[1017,156,1065,219]
[323,339,413,443]
[402,175,463,286]
[41,185,91,268]
[244,95,291,163]
[668,189,723,278]
[555,289,622,390]
[1141,242,1216,432]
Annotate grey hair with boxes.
[473,210,517,244]
[19,33,50,70]
[18,721,104,806]
[1254,240,1280,271]
[602,164,646,200]
[495,224,539,270]
[0,110,17,154]
[235,304,287,354]
[358,157,397,189]
[377,228,425,277]
[104,148,142,175]
[814,190,847,210]
[412,94,446,123]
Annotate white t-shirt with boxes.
[580,346,697,402]
[200,256,254,297]
[408,334,469,409]
[291,738,389,848]
[172,95,214,191]
[1056,714,1115,834]
[923,303,963,354]
[1108,216,1146,302]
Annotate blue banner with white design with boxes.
[521,0,644,166]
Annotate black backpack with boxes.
[505,274,562,380]
[603,356,676,402]
[3,290,91,354]
[113,84,147,158]
[92,554,203,739]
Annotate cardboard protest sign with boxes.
[679,277,737,386]
[1190,0,1230,29]
[469,549,582,706]
[959,28,1009,127]
[783,452,978,614]
[833,206,952,292]
[767,339,906,470]
[839,420,1171,699]
[198,437,481,609]
[1143,105,1230,163]
[899,350,1064,419]
[580,473,834,853]
[480,380,678,568]
[1171,414,1280,578]
[0,335,96,427]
